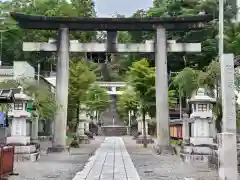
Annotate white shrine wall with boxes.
[0,61,35,82]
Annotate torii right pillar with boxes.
[155,26,172,154]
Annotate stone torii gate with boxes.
[11,12,212,152]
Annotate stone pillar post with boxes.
[155,27,170,151]
[85,121,89,132]
[31,116,39,141]
[53,27,69,149]
[140,120,148,135]
[182,118,189,142]
[211,121,216,139]
[107,31,119,123]
[137,120,142,133]
[112,87,116,94]
[107,31,118,53]
[219,54,238,180]
[77,121,85,136]
[145,121,148,135]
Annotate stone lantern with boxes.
[7,88,32,145]
[6,88,39,161]
[77,104,90,144]
[136,113,154,144]
[181,88,216,165]
[188,88,216,146]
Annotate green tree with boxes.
[84,83,110,124]
[173,67,198,98]
[0,0,97,69]
[127,59,155,148]
[197,61,222,132]
[117,86,140,124]
[174,59,240,132]
[68,59,95,130]
[225,23,240,55]
[21,80,57,119]
[235,69,240,93]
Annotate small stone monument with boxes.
[77,112,90,144]
[180,88,215,165]
[136,114,154,144]
[7,88,39,161]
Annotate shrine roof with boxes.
[169,119,183,125]
[11,12,213,31]
[0,88,20,103]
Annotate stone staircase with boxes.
[101,125,127,136]
[101,95,127,136]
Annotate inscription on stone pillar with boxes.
[220,54,236,133]
[219,54,238,180]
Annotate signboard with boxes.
[26,103,36,113]
[0,112,6,128]
[26,103,32,113]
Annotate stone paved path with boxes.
[73,137,140,180]
[8,137,104,180]
[123,136,219,180]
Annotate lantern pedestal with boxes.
[77,120,89,144]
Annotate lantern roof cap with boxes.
[188,88,215,103]
[14,86,32,101]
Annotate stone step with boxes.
[14,152,40,162]
[101,126,127,136]
[102,107,123,126]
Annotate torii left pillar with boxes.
[52,27,69,150]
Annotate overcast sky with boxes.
[94,0,153,17]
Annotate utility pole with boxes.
[37,61,40,84]
[219,0,224,59]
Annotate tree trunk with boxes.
[74,100,80,132]
[142,108,147,148]
[179,92,182,120]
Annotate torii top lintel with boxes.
[11,12,213,31]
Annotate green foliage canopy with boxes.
[84,83,110,116]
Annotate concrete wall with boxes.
[0,61,35,83]
[13,61,35,80]
[0,66,14,82]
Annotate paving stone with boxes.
[72,137,141,180]
[123,136,219,180]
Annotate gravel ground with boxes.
[7,136,105,180]
[123,136,219,180]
